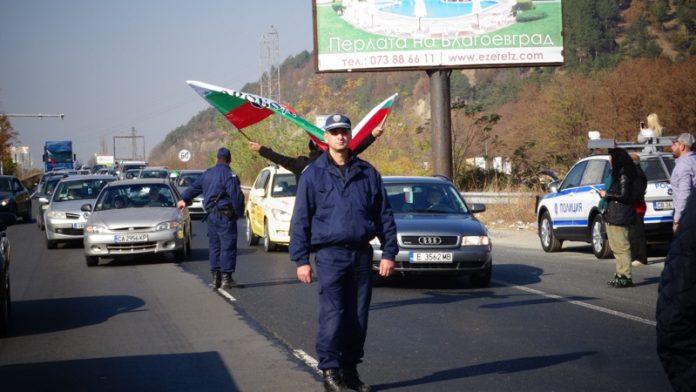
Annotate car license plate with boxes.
[654,201,674,210]
[72,223,85,229]
[409,252,453,263]
[114,233,148,243]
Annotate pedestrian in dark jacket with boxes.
[177,147,245,289]
[599,147,638,288]
[248,126,384,176]
[289,114,398,392]
[656,190,696,392]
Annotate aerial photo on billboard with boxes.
[313,0,564,72]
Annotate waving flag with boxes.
[186,80,324,141]
[348,93,398,151]
[187,80,397,152]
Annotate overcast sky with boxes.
[0,0,313,168]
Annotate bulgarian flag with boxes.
[187,80,324,142]
[348,93,398,151]
[187,80,397,152]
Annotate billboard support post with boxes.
[428,69,453,180]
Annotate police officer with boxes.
[177,147,245,289]
[289,114,398,392]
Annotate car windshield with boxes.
[140,170,168,179]
[43,178,62,195]
[270,174,297,197]
[385,182,469,214]
[0,179,12,192]
[53,179,114,202]
[177,173,202,187]
[94,184,176,211]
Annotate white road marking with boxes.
[217,287,237,302]
[292,349,321,374]
[500,281,656,327]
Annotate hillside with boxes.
[150,0,696,188]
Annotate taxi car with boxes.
[245,165,296,252]
[82,179,191,266]
[372,176,492,287]
[536,137,674,258]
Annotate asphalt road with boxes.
[0,217,673,391]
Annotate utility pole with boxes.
[259,25,281,103]
[0,112,64,175]
[113,127,146,162]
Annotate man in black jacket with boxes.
[656,190,696,392]
[248,126,384,176]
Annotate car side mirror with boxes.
[470,203,486,213]
[250,188,266,198]
[80,203,92,212]
[547,180,560,193]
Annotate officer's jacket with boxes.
[182,163,244,218]
[289,152,398,266]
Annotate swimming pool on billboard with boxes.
[380,0,498,19]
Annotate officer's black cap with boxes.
[324,114,351,131]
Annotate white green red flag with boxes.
[186,80,324,141]
[187,80,397,152]
[348,92,398,151]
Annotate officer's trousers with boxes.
[207,213,237,273]
[314,245,373,370]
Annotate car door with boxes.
[552,160,588,235]
[249,170,270,236]
[12,178,30,217]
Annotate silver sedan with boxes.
[82,179,191,266]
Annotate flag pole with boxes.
[235,127,253,141]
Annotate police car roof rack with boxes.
[587,136,673,153]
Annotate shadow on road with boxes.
[0,351,239,391]
[371,351,597,391]
[7,295,145,337]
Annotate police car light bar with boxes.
[588,136,674,151]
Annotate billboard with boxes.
[313,0,564,72]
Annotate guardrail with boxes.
[461,192,535,205]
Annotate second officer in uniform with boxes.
[178,147,245,289]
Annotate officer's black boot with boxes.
[221,273,235,289]
[212,271,222,289]
[341,366,369,392]
[322,369,345,392]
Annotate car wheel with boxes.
[470,263,492,288]
[21,205,31,223]
[245,215,259,246]
[85,255,99,267]
[46,236,57,249]
[0,273,10,335]
[263,221,276,252]
[539,212,562,252]
[591,215,613,259]
[175,231,189,262]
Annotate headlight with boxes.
[270,208,291,222]
[0,198,11,206]
[155,220,179,231]
[85,224,107,234]
[461,236,490,246]
[47,210,66,219]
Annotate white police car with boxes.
[536,138,674,258]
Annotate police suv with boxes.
[536,137,674,258]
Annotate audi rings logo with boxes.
[418,236,442,245]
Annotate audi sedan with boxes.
[371,176,492,287]
[82,179,191,266]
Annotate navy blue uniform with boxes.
[182,163,245,273]
[289,152,398,370]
